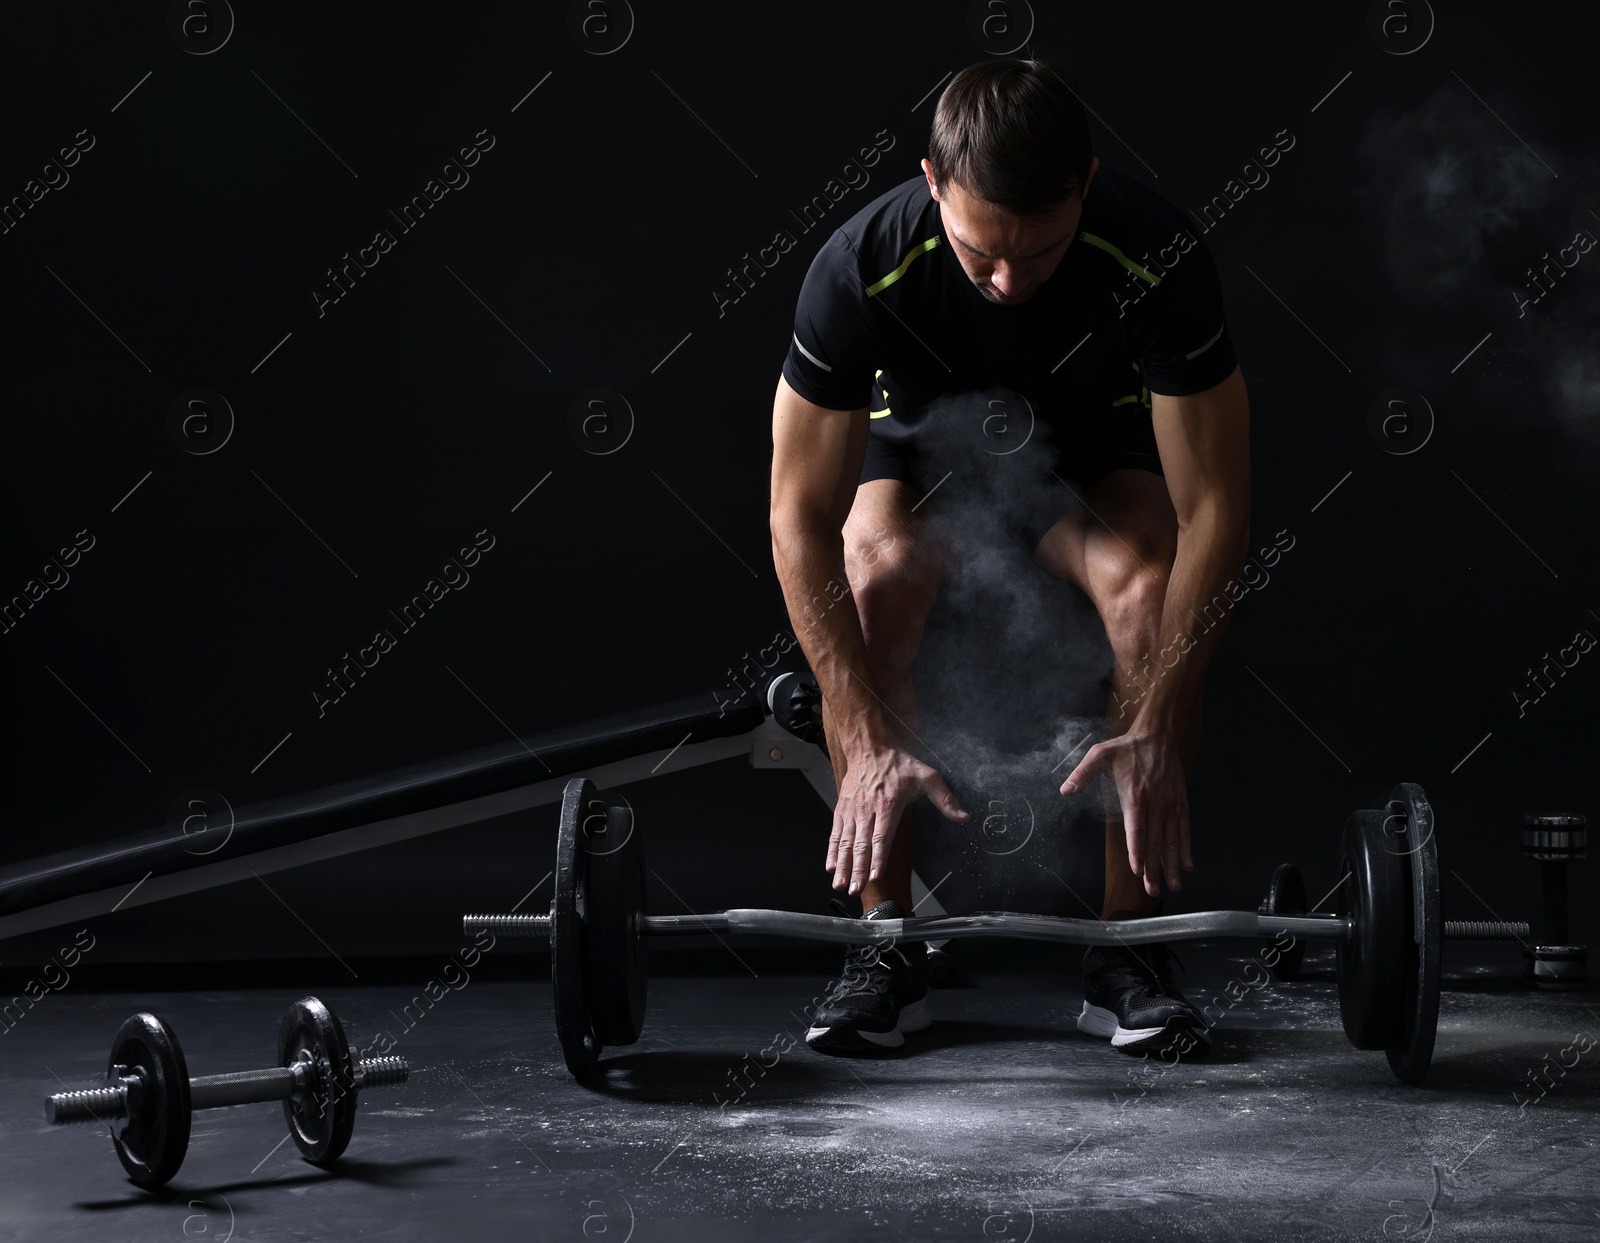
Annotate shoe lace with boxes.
[832,944,892,997]
[822,902,909,1000]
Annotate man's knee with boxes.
[1097,544,1174,638]
[850,539,937,657]
[853,560,934,634]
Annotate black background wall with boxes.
[1,1,1595,966]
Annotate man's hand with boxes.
[1060,728,1192,896]
[827,742,970,895]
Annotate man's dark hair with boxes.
[928,59,1094,216]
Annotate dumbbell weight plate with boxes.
[1262,863,1308,981]
[581,794,649,1047]
[109,1012,192,1187]
[1336,809,1408,1050]
[554,778,602,1080]
[278,997,357,1165]
[1382,782,1440,1085]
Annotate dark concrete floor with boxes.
[2,943,1597,1242]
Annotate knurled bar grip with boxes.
[189,1066,300,1111]
[463,909,1354,945]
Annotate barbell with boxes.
[44,996,407,1187]
[465,778,1446,1084]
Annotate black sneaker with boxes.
[805,900,931,1054]
[1078,912,1210,1056]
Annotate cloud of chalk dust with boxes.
[899,386,1118,919]
[1358,83,1600,462]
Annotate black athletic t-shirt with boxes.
[781,167,1237,442]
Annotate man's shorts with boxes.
[859,406,1165,551]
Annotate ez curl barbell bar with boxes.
[466,778,1445,1086]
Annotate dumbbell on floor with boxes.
[45,996,407,1187]
[1523,812,1587,988]
[465,777,1445,1086]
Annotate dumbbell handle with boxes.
[45,1055,408,1126]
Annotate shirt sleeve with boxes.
[1133,229,1239,396]
[780,228,879,410]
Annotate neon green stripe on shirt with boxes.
[871,367,892,416]
[866,237,942,297]
[1080,232,1161,286]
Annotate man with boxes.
[768,59,1252,1058]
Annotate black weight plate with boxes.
[582,794,649,1046]
[279,997,357,1165]
[554,777,601,1080]
[1262,863,1308,981]
[1382,783,1441,1085]
[109,1012,192,1187]
[1336,809,1408,1050]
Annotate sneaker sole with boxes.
[1077,1002,1210,1054]
[806,996,932,1053]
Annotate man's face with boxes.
[923,156,1099,305]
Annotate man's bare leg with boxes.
[1033,469,1214,918]
[815,478,943,914]
[1032,468,1224,1056]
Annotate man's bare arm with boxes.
[768,376,892,755]
[1138,364,1252,728]
[1060,364,1251,894]
[770,376,968,893]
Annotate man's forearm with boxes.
[1124,504,1250,730]
[771,511,895,753]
